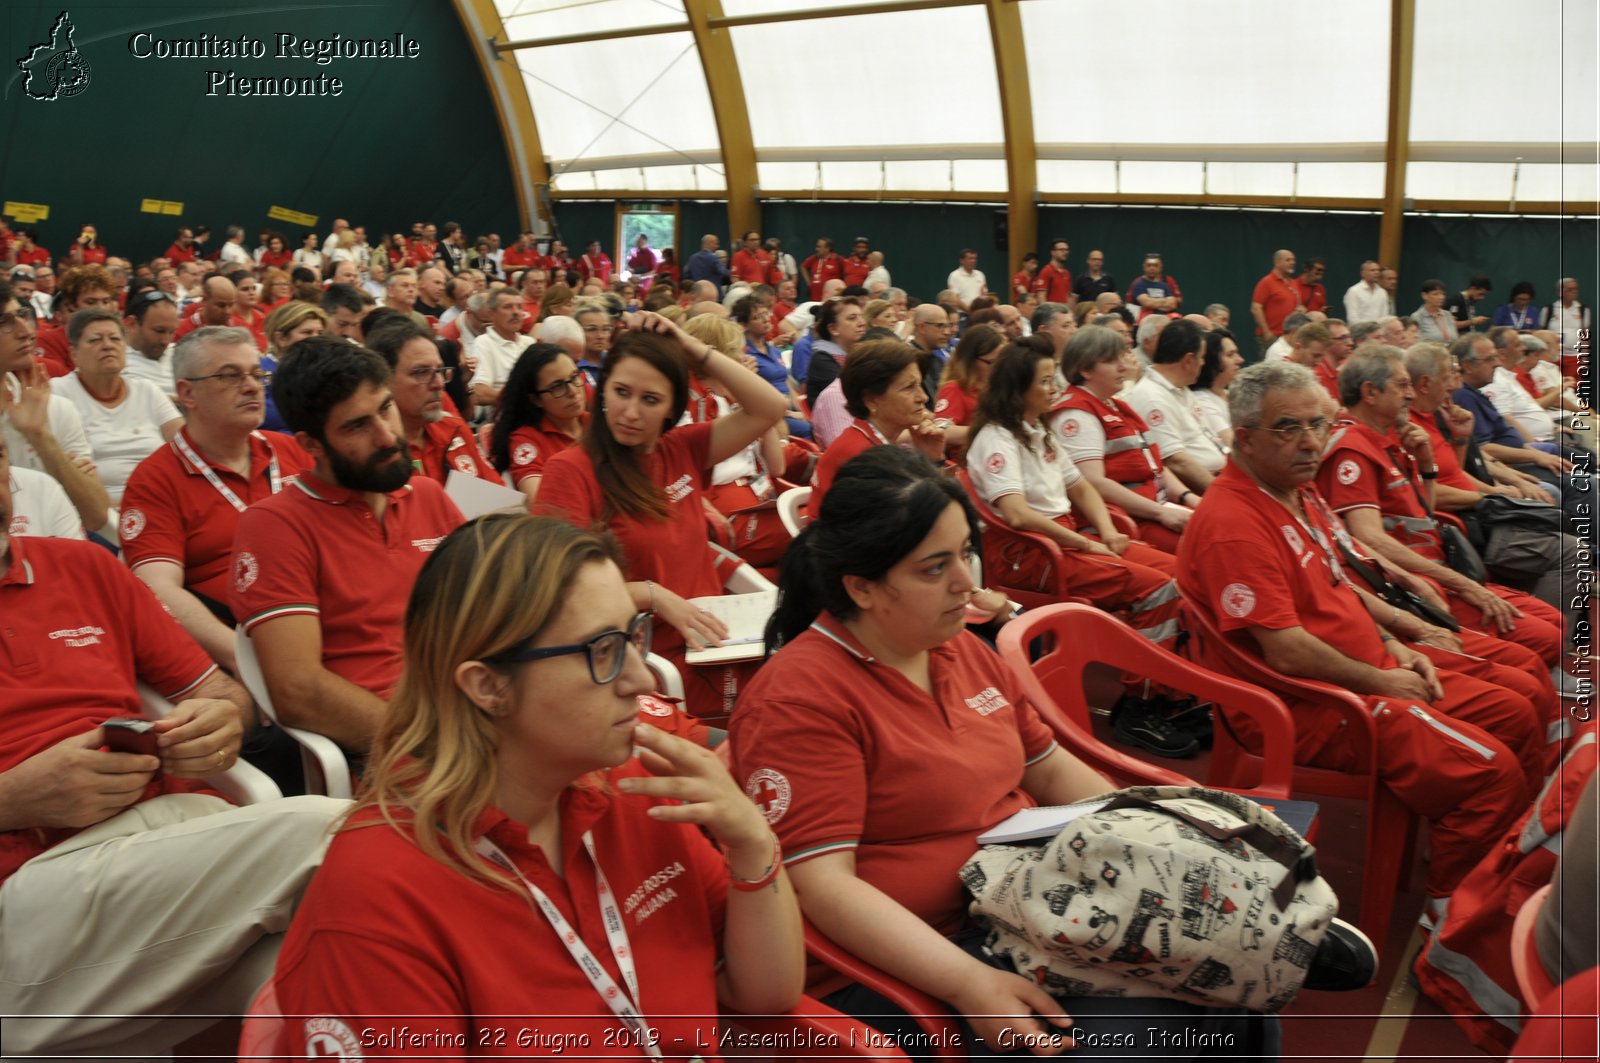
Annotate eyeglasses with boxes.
[1247,417,1332,442]
[405,365,455,383]
[487,611,652,685]
[0,305,36,331]
[535,371,585,398]
[186,368,272,388]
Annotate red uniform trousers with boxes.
[1299,666,1534,897]
[1132,518,1183,555]
[1412,631,1562,775]
[1432,578,1565,666]
[988,519,1182,650]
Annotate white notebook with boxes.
[683,590,777,665]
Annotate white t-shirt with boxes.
[7,467,83,539]
[2,373,94,472]
[1482,365,1555,442]
[122,345,176,398]
[49,374,180,504]
[1125,371,1226,473]
[469,329,535,393]
[219,242,252,268]
[968,421,1081,521]
[1262,336,1292,363]
[1190,388,1232,440]
[947,268,987,308]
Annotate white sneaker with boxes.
[1551,666,1592,700]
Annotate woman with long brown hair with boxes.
[537,312,787,719]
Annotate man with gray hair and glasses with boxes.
[119,326,312,671]
[1180,360,1541,926]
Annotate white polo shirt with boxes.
[469,328,534,393]
[968,420,1081,521]
[1125,368,1226,473]
[1482,365,1555,442]
[122,345,176,398]
[7,466,83,539]
[947,267,987,307]
[2,372,94,473]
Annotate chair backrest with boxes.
[646,652,686,702]
[997,603,1297,794]
[1511,883,1557,1008]
[777,486,811,538]
[1177,588,1377,772]
[234,626,354,800]
[136,682,283,804]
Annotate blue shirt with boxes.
[1452,385,1525,448]
[684,249,728,287]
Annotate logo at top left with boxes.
[18,12,92,101]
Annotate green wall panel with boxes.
[1,1,518,261]
[1400,216,1597,315]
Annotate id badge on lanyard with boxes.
[477,833,665,1058]
[173,432,280,511]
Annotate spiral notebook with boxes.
[683,590,778,665]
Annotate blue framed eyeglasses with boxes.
[487,611,652,685]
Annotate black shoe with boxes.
[1302,918,1378,992]
[1111,695,1199,758]
[1159,697,1214,749]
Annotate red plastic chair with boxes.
[1179,589,1416,946]
[803,924,965,1060]
[996,602,1296,795]
[1511,883,1557,1008]
[953,469,1102,611]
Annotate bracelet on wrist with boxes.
[1379,633,1397,643]
[645,579,656,613]
[728,832,782,892]
[1419,469,1439,480]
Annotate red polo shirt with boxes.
[1178,462,1394,756]
[501,246,540,272]
[230,471,464,699]
[507,420,583,488]
[34,325,73,377]
[165,243,197,266]
[1251,272,1302,336]
[1414,411,1479,492]
[801,254,843,302]
[731,248,774,286]
[1317,420,1443,561]
[120,429,313,605]
[577,253,613,286]
[270,758,731,1058]
[841,254,872,288]
[1010,270,1033,303]
[933,381,979,426]
[730,616,1056,941]
[536,421,720,654]
[1297,279,1328,314]
[807,419,884,522]
[1313,359,1341,402]
[1032,262,1074,303]
[15,246,49,268]
[411,416,501,486]
[0,536,221,883]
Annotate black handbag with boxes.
[1332,536,1461,632]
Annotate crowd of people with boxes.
[0,214,1594,1058]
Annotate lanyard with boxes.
[1509,306,1531,329]
[477,831,662,1058]
[172,432,279,512]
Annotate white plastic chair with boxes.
[646,652,686,701]
[136,683,282,805]
[723,558,777,594]
[233,627,354,800]
[777,486,811,538]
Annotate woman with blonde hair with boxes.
[540,282,577,321]
[863,299,896,331]
[261,301,329,432]
[268,514,802,1051]
[681,314,791,571]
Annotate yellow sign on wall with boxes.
[268,206,319,228]
[140,199,184,216]
[3,201,50,223]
